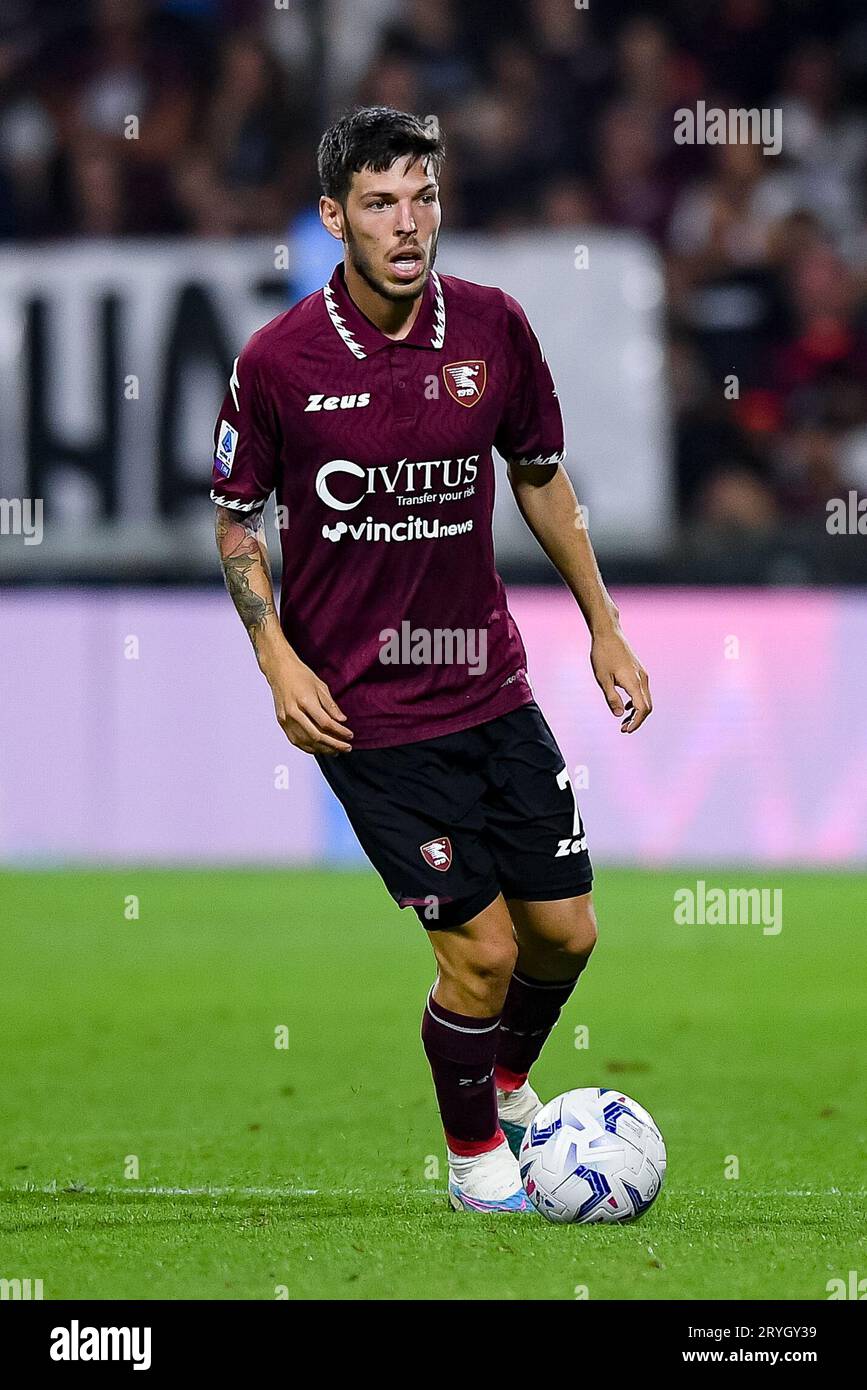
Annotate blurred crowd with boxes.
[2,0,867,527]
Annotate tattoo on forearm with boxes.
[215,508,275,653]
[223,552,274,647]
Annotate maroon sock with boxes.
[421,988,504,1155]
[495,969,581,1091]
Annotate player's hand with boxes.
[263,652,354,755]
[590,626,652,733]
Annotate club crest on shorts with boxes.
[443,360,486,407]
[420,836,453,871]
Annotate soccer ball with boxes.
[519,1088,666,1224]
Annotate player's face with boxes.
[330,158,441,303]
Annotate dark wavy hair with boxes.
[317,106,445,205]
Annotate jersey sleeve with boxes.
[494,292,565,468]
[209,339,280,513]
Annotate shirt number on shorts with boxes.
[555,766,587,856]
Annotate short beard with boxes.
[344,218,438,303]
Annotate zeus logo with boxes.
[556,836,587,857]
[316,457,479,511]
[305,392,370,412]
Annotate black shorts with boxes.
[315,701,593,929]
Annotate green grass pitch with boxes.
[1,867,865,1301]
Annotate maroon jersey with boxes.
[211,263,565,748]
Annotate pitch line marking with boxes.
[10,1183,448,1198]
[7,1184,867,1199]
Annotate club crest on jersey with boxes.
[215,420,238,477]
[420,837,453,871]
[443,360,486,407]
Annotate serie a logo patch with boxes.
[215,420,238,477]
[443,361,486,407]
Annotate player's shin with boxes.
[422,988,530,1212]
[495,969,582,1091]
[421,987,503,1154]
[494,970,583,1156]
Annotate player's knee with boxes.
[460,935,519,1005]
[573,899,598,961]
[556,898,598,969]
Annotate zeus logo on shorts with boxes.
[420,837,452,871]
[555,835,588,857]
[305,393,371,412]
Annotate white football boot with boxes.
[447,1137,533,1214]
[497,1080,544,1158]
